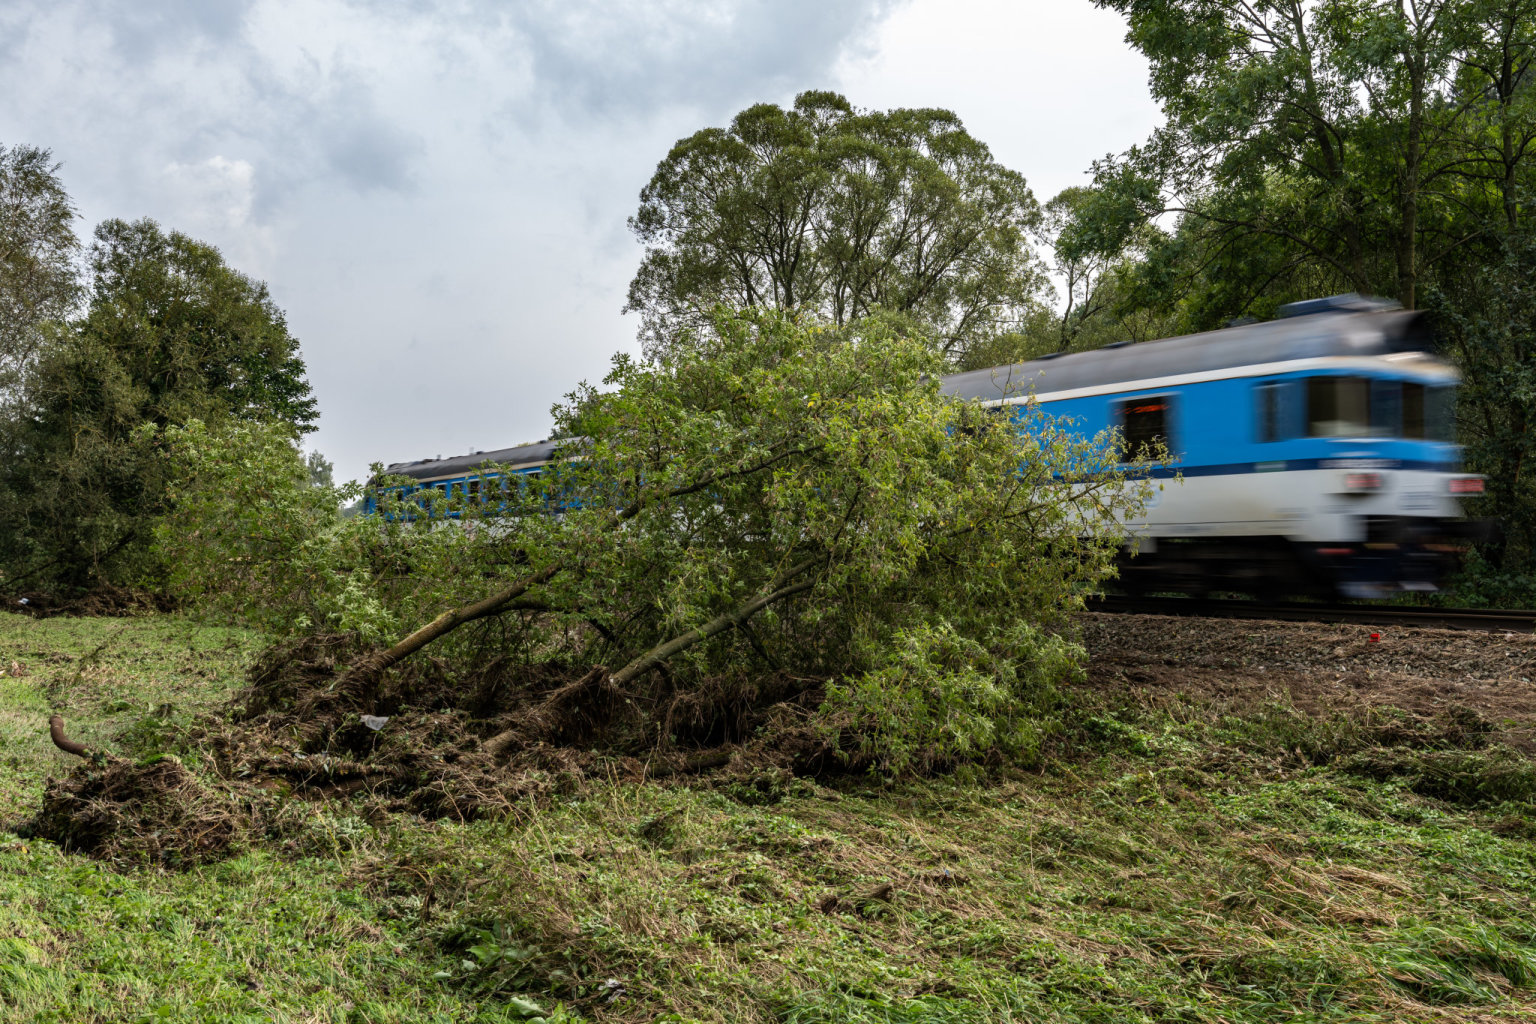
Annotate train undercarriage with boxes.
[1116,517,1490,601]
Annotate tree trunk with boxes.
[607,558,820,690]
[341,561,564,685]
[1399,61,1424,310]
[1290,2,1368,291]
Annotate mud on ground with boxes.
[1080,611,1536,754]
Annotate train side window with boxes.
[1254,380,1303,441]
[1113,395,1172,459]
[1402,382,1426,439]
[1255,383,1283,442]
[1306,376,1371,437]
[468,479,481,502]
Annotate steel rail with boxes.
[1087,595,1536,633]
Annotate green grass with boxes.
[0,614,260,822]
[2,612,1535,1022]
[0,614,550,1023]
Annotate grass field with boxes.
[1,611,1534,1023]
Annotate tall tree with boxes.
[1428,233,1536,569]
[1086,0,1514,316]
[0,144,78,398]
[626,91,1048,362]
[0,218,317,589]
[1038,185,1174,351]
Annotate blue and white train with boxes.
[368,295,1486,599]
[946,294,1484,598]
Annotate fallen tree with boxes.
[160,310,1153,773]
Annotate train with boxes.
[368,294,1486,599]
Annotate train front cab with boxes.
[1251,367,1485,597]
[1098,359,1485,599]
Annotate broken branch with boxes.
[607,557,820,690]
[48,714,92,759]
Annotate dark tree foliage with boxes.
[1427,232,1536,570]
[1081,0,1536,321]
[0,218,317,590]
[627,91,1047,363]
[73,219,317,432]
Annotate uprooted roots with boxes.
[215,635,836,818]
[22,634,841,868]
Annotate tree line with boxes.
[0,144,316,593]
[625,4,1536,591]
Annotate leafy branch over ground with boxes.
[156,310,1149,777]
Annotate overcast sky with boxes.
[0,0,1161,482]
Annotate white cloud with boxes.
[0,0,1160,484]
[163,155,256,227]
[161,155,276,274]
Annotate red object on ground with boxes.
[1369,632,1381,643]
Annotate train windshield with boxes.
[1402,382,1455,440]
[1306,377,1372,437]
[1306,376,1454,439]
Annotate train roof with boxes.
[381,438,565,483]
[942,295,1439,404]
[375,296,1441,485]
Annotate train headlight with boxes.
[1448,476,1485,495]
[1344,472,1383,492]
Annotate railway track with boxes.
[1088,595,1536,633]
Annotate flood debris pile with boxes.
[28,753,246,868]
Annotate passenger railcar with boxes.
[944,294,1483,598]
[367,294,1483,598]
[362,438,562,516]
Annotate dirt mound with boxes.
[26,755,248,868]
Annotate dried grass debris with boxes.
[26,755,247,868]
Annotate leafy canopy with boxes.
[163,311,1146,770]
[0,217,318,589]
[1084,0,1536,321]
[627,92,1048,364]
